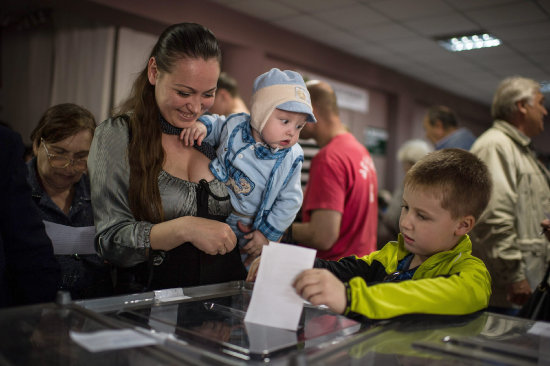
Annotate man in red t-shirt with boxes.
[287,80,378,260]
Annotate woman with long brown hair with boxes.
[88,23,246,293]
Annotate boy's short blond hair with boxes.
[404,148,492,220]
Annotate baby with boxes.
[182,68,315,266]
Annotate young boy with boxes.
[289,148,492,319]
[182,68,316,266]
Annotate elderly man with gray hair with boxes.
[470,76,550,314]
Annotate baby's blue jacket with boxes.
[199,113,304,241]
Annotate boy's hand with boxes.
[241,230,268,267]
[179,122,207,146]
[293,269,346,314]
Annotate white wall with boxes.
[113,27,157,110]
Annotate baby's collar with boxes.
[241,123,288,159]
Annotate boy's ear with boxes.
[455,215,475,236]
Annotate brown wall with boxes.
[2,0,499,190]
[86,0,494,189]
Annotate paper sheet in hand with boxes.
[245,242,316,330]
[43,221,96,255]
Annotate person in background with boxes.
[182,68,316,266]
[1,125,60,307]
[208,72,249,116]
[24,145,34,162]
[88,23,247,293]
[423,105,476,150]
[284,80,378,260]
[470,76,550,314]
[27,103,112,300]
[542,219,550,242]
[289,149,492,320]
[378,139,433,246]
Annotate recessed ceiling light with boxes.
[436,32,501,52]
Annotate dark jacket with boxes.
[0,126,60,307]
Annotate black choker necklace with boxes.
[158,114,217,160]
[159,114,183,135]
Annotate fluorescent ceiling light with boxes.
[437,33,501,52]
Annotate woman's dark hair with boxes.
[30,103,96,147]
[117,23,221,223]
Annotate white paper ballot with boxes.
[245,242,316,331]
[528,322,550,337]
[69,329,159,352]
[43,221,96,255]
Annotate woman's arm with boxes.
[149,215,236,255]
[88,118,152,267]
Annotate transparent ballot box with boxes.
[97,281,361,361]
[1,280,550,365]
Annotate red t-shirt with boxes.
[301,133,378,260]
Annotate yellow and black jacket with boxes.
[315,234,491,320]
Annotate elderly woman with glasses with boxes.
[27,103,113,300]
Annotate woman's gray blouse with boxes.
[88,117,231,267]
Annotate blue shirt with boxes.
[436,128,476,150]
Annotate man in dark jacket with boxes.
[0,125,60,307]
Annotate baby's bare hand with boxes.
[242,230,268,258]
[179,123,207,146]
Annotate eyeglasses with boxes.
[41,138,88,171]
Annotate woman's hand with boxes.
[151,216,236,255]
[189,219,237,255]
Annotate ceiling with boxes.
[208,0,550,106]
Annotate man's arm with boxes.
[292,209,341,251]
